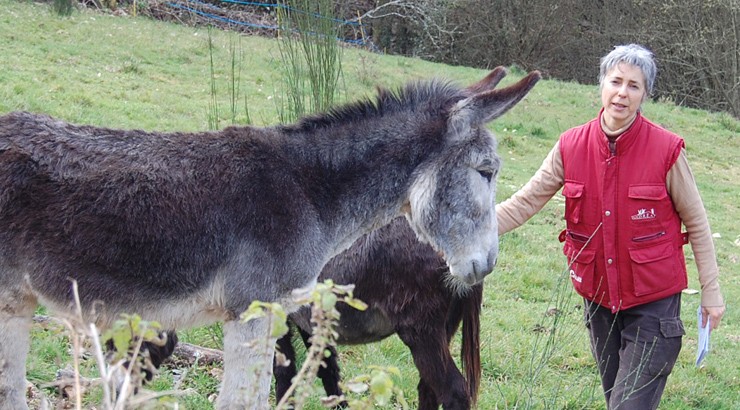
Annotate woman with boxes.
[496,44,725,409]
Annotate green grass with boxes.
[1,1,739,408]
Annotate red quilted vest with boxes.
[559,110,688,312]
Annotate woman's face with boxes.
[600,62,647,130]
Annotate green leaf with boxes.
[343,297,368,311]
[321,292,338,312]
[345,382,368,394]
[240,301,268,323]
[369,371,394,405]
[271,319,289,338]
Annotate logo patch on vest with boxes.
[631,208,656,221]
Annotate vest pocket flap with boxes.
[629,240,674,264]
[628,184,667,200]
[562,181,586,223]
[562,181,584,198]
[564,242,597,298]
[564,242,596,263]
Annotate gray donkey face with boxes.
[407,69,541,285]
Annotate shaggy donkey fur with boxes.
[0,67,539,409]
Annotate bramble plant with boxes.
[274,280,368,409]
[44,283,176,409]
[343,366,409,409]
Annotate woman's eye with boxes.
[478,170,494,183]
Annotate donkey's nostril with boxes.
[469,259,493,285]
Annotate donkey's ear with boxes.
[465,66,508,94]
[449,71,541,138]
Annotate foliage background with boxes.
[42,0,740,117]
[362,0,740,118]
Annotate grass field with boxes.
[1,1,738,408]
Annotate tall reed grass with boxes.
[275,0,343,123]
[53,0,74,16]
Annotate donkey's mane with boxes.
[282,79,466,133]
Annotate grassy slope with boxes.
[1,1,738,408]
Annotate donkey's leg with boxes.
[143,330,179,381]
[396,326,470,410]
[218,318,275,410]
[273,326,298,403]
[106,330,178,385]
[416,378,441,410]
[0,286,36,410]
[294,326,345,401]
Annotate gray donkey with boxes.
[0,68,540,409]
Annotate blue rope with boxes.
[218,0,361,26]
[166,1,279,30]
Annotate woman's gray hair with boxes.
[599,44,657,96]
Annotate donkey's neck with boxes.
[283,120,441,255]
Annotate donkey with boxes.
[275,216,484,410]
[0,67,540,409]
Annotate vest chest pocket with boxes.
[629,240,677,296]
[628,184,669,229]
[562,181,585,224]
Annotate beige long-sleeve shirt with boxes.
[496,141,724,307]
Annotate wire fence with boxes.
[160,0,371,47]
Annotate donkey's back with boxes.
[0,111,331,409]
[0,111,314,323]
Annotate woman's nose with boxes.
[617,84,628,97]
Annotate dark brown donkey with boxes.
[275,216,483,410]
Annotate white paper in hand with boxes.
[696,306,711,367]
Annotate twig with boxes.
[89,323,113,406]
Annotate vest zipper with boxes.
[568,230,591,243]
[632,231,666,242]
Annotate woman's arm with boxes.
[496,141,565,235]
[667,148,725,329]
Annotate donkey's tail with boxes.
[460,283,483,406]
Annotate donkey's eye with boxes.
[477,169,494,183]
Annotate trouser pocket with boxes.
[644,317,684,376]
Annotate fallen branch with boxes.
[170,342,224,366]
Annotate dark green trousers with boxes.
[585,294,684,410]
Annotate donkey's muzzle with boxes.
[453,252,496,285]
[471,256,497,284]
